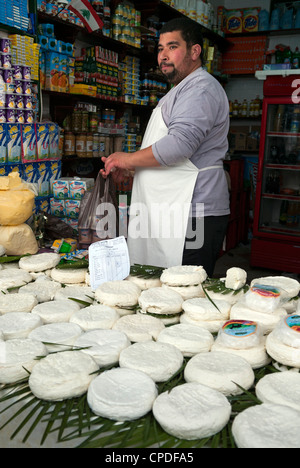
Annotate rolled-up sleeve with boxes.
[152,87,218,166]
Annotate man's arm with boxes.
[100,145,161,179]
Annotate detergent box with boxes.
[6,124,22,163]
[21,123,37,161]
[36,122,49,160]
[225,9,243,34]
[243,8,260,33]
[0,123,7,164]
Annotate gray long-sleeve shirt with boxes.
[152,67,230,217]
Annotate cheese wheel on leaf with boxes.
[112,313,165,342]
[161,283,205,300]
[160,265,207,286]
[18,277,62,303]
[87,368,158,422]
[73,329,130,366]
[119,341,183,382]
[157,323,214,356]
[127,275,162,290]
[31,299,81,323]
[19,252,61,272]
[0,268,32,290]
[28,322,83,352]
[69,304,120,331]
[0,311,42,339]
[232,403,300,448]
[225,267,247,290]
[182,297,231,321]
[95,280,141,308]
[255,371,300,412]
[54,286,94,306]
[29,350,99,401]
[0,292,38,314]
[184,351,255,396]
[51,267,88,284]
[138,287,183,315]
[153,382,231,440]
[0,338,48,384]
[180,313,225,333]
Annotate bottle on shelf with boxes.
[279,200,289,225]
[274,105,285,132]
[290,107,300,134]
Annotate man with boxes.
[100,17,230,277]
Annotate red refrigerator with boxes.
[251,72,300,274]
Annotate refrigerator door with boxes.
[254,98,300,241]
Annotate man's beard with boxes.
[160,64,183,84]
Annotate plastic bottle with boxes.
[283,47,293,65]
[232,99,239,117]
[197,0,205,25]
[279,200,289,225]
[292,47,300,70]
[241,99,248,117]
[270,8,280,30]
[259,9,269,31]
[290,107,300,133]
[274,105,285,132]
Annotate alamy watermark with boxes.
[292,79,300,104]
[95,197,205,249]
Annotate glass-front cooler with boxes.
[251,73,300,273]
[258,102,300,238]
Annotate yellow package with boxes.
[226,10,243,34]
[243,8,260,33]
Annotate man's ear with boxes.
[191,44,202,61]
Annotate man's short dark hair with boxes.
[159,17,204,63]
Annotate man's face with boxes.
[157,30,199,85]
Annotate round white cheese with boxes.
[225,267,247,290]
[180,313,225,333]
[203,288,244,306]
[230,302,287,335]
[138,287,183,315]
[244,284,283,314]
[160,265,207,286]
[157,323,214,357]
[87,368,158,421]
[29,350,99,401]
[215,320,263,349]
[19,252,61,272]
[69,304,120,331]
[250,276,300,300]
[73,329,130,366]
[266,329,300,368]
[153,382,231,440]
[0,292,38,314]
[0,338,48,384]
[28,322,83,352]
[54,285,94,306]
[232,403,300,448]
[119,341,183,382]
[255,371,300,412]
[127,275,162,290]
[0,312,43,339]
[0,269,32,290]
[18,277,62,303]
[50,267,88,284]
[161,283,205,300]
[184,351,255,396]
[31,299,81,324]
[112,313,165,342]
[182,297,231,321]
[212,340,271,369]
[271,315,300,349]
[94,280,141,308]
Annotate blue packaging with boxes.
[296,8,300,28]
[270,8,280,30]
[6,123,22,163]
[259,9,269,31]
[21,123,37,161]
[0,123,7,164]
[281,8,293,30]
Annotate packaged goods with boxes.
[243,8,260,33]
[225,9,243,34]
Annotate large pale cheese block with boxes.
[0,224,38,255]
[0,189,35,225]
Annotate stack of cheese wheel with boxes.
[202,267,247,307]
[126,274,162,290]
[212,319,271,369]
[95,280,141,316]
[137,286,183,325]
[160,265,207,300]
[180,297,231,333]
[230,283,288,335]
[266,315,300,369]
[69,303,120,331]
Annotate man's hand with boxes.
[100,147,160,179]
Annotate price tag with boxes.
[88,236,130,291]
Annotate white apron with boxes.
[127,105,221,268]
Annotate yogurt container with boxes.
[5,93,15,108]
[6,109,15,123]
[22,66,31,80]
[14,80,23,94]
[0,38,11,54]
[1,54,12,69]
[12,64,22,80]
